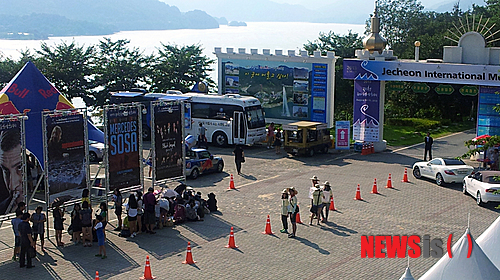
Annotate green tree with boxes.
[150,43,214,93]
[304,31,363,121]
[35,40,96,103]
[93,38,154,107]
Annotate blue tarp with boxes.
[0,61,104,168]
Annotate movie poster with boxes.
[46,113,87,204]
[107,107,141,190]
[154,103,183,180]
[0,120,23,215]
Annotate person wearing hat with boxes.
[321,181,333,222]
[310,175,319,187]
[288,187,298,238]
[310,184,324,226]
[280,188,289,233]
[143,187,157,234]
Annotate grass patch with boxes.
[384,120,475,147]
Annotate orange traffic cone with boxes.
[371,178,379,194]
[361,144,367,155]
[329,196,336,211]
[386,174,393,189]
[182,242,196,264]
[228,174,235,189]
[354,184,363,200]
[401,168,409,183]
[296,207,303,224]
[262,215,274,234]
[139,256,156,280]
[225,227,238,248]
[370,143,374,154]
[95,271,100,280]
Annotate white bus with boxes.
[183,93,267,146]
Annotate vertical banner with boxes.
[477,86,500,136]
[45,113,87,204]
[335,121,350,150]
[353,80,380,142]
[311,63,328,123]
[106,107,141,190]
[154,102,183,181]
[0,119,23,215]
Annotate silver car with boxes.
[89,140,104,162]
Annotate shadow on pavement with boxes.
[135,226,193,261]
[181,214,242,242]
[293,236,330,255]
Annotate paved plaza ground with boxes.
[0,129,498,279]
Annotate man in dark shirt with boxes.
[424,132,433,161]
[143,187,157,234]
[18,212,35,268]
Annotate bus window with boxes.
[245,105,265,129]
[192,103,210,119]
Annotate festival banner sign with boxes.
[353,80,380,142]
[45,112,87,204]
[106,107,141,190]
[153,102,183,181]
[335,121,350,150]
[343,59,500,86]
[0,119,23,215]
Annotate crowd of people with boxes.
[10,184,219,268]
[279,175,334,238]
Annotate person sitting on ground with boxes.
[207,192,218,212]
[173,198,186,224]
[186,200,202,221]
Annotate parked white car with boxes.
[412,158,474,186]
[463,170,500,206]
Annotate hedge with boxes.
[385,118,442,132]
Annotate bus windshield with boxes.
[246,105,266,129]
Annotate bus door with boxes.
[232,111,247,145]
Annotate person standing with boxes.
[11,209,22,261]
[80,201,93,247]
[288,187,298,238]
[320,181,333,223]
[31,206,46,252]
[424,132,433,161]
[310,184,324,226]
[112,189,123,231]
[18,213,35,268]
[126,194,138,238]
[143,187,157,234]
[53,204,65,247]
[70,204,82,245]
[280,188,289,234]
[267,123,275,149]
[233,145,244,175]
[136,191,143,234]
[491,148,499,171]
[274,128,282,154]
[198,123,207,148]
[94,215,107,259]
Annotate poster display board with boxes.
[152,101,184,182]
[44,110,88,205]
[335,121,350,150]
[105,105,142,190]
[216,50,335,127]
[0,116,26,216]
[353,80,380,142]
[477,86,500,136]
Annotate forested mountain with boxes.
[0,0,218,39]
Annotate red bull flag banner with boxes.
[153,102,183,181]
[0,61,104,168]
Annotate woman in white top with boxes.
[136,191,143,234]
[126,194,138,238]
[321,181,333,222]
[280,189,289,234]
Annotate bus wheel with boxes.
[213,132,228,147]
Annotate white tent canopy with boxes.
[399,267,415,280]
[419,228,500,280]
[477,215,500,270]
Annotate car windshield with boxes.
[485,176,500,184]
[443,159,465,166]
[245,105,266,129]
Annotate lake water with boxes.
[0,22,364,78]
